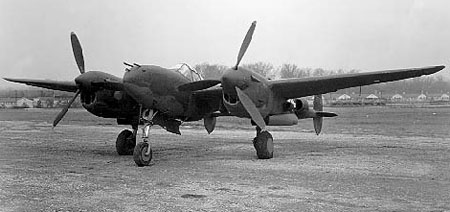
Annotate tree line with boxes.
[194,62,361,79]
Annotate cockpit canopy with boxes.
[169,63,203,82]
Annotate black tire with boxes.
[133,142,152,167]
[116,129,136,155]
[253,131,274,159]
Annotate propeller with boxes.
[236,87,266,130]
[313,95,323,135]
[179,21,264,130]
[203,115,216,134]
[53,90,81,128]
[176,21,257,92]
[312,94,337,135]
[228,21,268,130]
[234,21,257,70]
[53,32,86,128]
[70,32,85,74]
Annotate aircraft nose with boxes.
[123,66,144,85]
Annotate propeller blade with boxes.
[235,87,266,131]
[203,116,216,134]
[313,94,323,111]
[313,116,323,135]
[70,32,85,74]
[177,79,221,92]
[53,90,81,128]
[313,95,323,135]
[234,21,257,70]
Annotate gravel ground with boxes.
[0,109,450,211]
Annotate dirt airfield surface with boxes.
[1,108,450,211]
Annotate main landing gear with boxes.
[115,125,137,155]
[253,127,274,159]
[132,109,157,167]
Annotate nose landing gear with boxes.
[116,126,137,155]
[133,141,152,167]
[133,109,157,167]
[253,126,274,159]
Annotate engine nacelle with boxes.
[294,98,315,119]
[81,90,138,119]
[294,98,309,112]
[267,113,298,126]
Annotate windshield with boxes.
[169,63,203,82]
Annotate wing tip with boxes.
[3,78,35,84]
[432,65,445,70]
[3,77,19,83]
[425,65,445,75]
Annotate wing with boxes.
[3,78,78,92]
[269,65,445,99]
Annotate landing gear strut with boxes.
[253,127,274,159]
[133,109,156,167]
[116,125,137,155]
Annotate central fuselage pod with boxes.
[122,65,192,119]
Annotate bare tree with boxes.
[279,63,300,78]
[279,64,313,78]
[242,62,274,77]
[313,68,325,77]
[194,63,228,79]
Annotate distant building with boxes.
[16,97,34,108]
[0,98,16,108]
[440,94,449,101]
[0,97,33,108]
[337,94,351,100]
[391,94,403,101]
[417,94,427,101]
[32,98,41,107]
[365,94,378,99]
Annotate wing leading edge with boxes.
[3,78,78,92]
[269,65,445,99]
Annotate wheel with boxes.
[133,142,152,167]
[116,129,136,155]
[253,131,274,159]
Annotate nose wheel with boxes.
[116,127,137,155]
[133,142,152,166]
[133,109,157,167]
[253,127,274,159]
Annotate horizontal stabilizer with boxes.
[316,111,337,117]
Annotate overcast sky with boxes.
[1,0,449,88]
